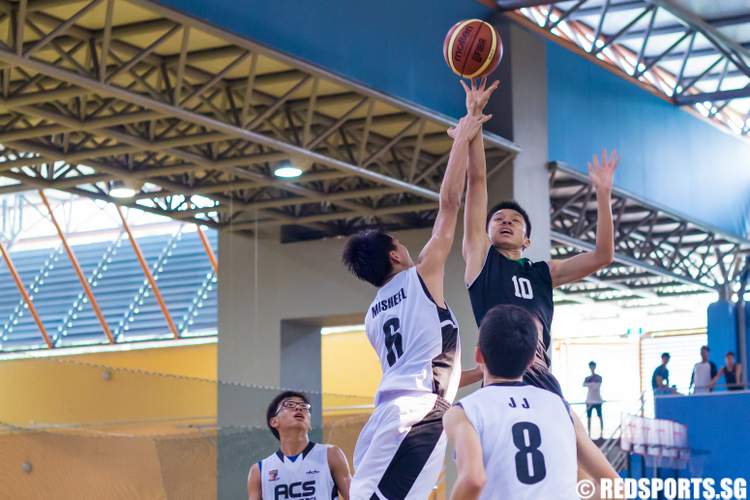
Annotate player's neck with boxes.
[383,264,411,284]
[494,246,523,261]
[484,374,524,385]
[278,432,310,457]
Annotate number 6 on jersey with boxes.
[383,317,403,366]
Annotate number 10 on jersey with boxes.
[511,276,534,299]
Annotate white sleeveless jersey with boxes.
[458,382,578,500]
[259,442,337,500]
[365,267,461,404]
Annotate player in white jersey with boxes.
[445,305,578,500]
[248,391,351,500]
[342,107,493,500]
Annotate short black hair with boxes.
[701,345,710,352]
[727,351,735,357]
[266,391,310,440]
[342,229,395,287]
[478,305,538,378]
[661,352,671,360]
[486,201,532,238]
[589,361,597,368]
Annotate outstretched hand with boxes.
[447,113,492,143]
[460,77,500,116]
[588,149,619,194]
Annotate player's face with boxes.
[271,397,312,435]
[487,209,530,251]
[389,237,414,268]
[726,354,734,366]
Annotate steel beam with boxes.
[675,86,750,105]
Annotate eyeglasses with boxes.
[276,400,312,414]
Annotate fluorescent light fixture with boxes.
[109,179,141,198]
[273,160,303,178]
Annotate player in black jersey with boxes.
[459,78,620,494]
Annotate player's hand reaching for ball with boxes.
[447,113,492,143]
[460,77,500,116]
[588,148,619,195]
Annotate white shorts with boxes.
[351,393,449,500]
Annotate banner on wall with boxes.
[621,414,689,469]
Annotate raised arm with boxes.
[417,111,490,306]
[549,150,618,287]
[247,463,262,500]
[444,406,486,500]
[327,446,352,500]
[461,79,500,286]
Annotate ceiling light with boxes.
[109,179,141,198]
[274,165,303,178]
[274,159,307,179]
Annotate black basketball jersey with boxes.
[468,247,554,362]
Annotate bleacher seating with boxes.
[0,227,217,351]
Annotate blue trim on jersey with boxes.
[275,441,316,463]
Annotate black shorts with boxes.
[522,362,564,398]
[586,403,603,418]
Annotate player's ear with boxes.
[388,248,401,266]
[521,236,531,251]
[474,345,484,365]
[269,416,280,432]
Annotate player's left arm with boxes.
[417,112,490,306]
[327,446,352,500]
[444,406,486,500]
[459,366,483,387]
[549,150,618,288]
[573,412,620,498]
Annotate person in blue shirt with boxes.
[651,352,673,394]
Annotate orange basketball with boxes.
[443,19,503,79]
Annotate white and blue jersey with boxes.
[259,442,337,500]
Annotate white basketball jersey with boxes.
[458,382,578,500]
[259,442,337,500]
[365,267,461,404]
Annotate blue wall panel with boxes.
[547,42,750,239]
[656,393,750,480]
[155,0,490,119]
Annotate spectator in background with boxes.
[652,352,672,395]
[690,345,718,394]
[710,351,743,391]
[583,361,603,439]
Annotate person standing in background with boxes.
[690,345,718,394]
[710,351,743,391]
[652,353,672,395]
[583,361,603,439]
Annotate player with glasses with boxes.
[248,391,352,500]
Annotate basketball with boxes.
[443,19,503,79]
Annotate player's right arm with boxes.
[417,111,490,307]
[247,463,262,500]
[461,79,499,287]
[444,406,486,500]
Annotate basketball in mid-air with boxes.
[443,19,503,79]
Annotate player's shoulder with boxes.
[521,383,570,408]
